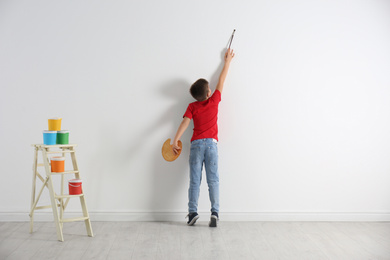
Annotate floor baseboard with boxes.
[1,211,390,222]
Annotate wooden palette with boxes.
[162,138,182,162]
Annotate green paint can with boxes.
[57,130,69,144]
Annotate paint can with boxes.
[43,130,57,145]
[69,179,82,195]
[51,157,65,172]
[48,117,62,131]
[57,130,69,144]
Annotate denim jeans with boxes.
[188,138,219,213]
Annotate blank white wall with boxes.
[1,0,390,221]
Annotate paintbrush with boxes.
[227,29,236,49]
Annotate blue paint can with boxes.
[43,130,57,145]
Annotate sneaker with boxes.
[209,212,219,227]
[186,212,199,226]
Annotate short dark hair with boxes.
[190,78,209,101]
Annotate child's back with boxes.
[184,86,221,142]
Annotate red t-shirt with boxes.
[183,90,221,142]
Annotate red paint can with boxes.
[68,179,82,195]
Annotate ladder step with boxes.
[60,216,89,223]
[31,204,61,212]
[33,144,77,148]
[45,150,75,154]
[50,170,79,175]
[55,194,84,199]
[34,205,53,210]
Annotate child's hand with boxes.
[172,141,182,155]
[225,48,235,63]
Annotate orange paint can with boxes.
[51,157,65,172]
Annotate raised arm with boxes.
[215,48,235,94]
[172,116,191,155]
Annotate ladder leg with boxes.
[29,178,49,217]
[71,147,93,237]
[60,174,64,230]
[43,149,64,242]
[30,147,38,233]
[60,148,66,229]
[80,196,93,237]
[48,178,64,241]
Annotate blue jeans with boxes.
[188,138,219,213]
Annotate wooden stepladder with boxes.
[30,144,93,242]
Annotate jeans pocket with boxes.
[206,145,218,169]
[189,147,201,166]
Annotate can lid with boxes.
[43,130,57,133]
[49,117,62,120]
[58,130,69,133]
[69,179,82,183]
[51,156,65,161]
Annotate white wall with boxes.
[1,0,390,221]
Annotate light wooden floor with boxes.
[0,221,389,260]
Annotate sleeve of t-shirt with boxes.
[210,89,222,103]
[183,104,193,119]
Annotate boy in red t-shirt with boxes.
[172,48,235,227]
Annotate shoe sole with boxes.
[209,216,218,227]
[187,215,199,226]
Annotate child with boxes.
[172,48,235,227]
